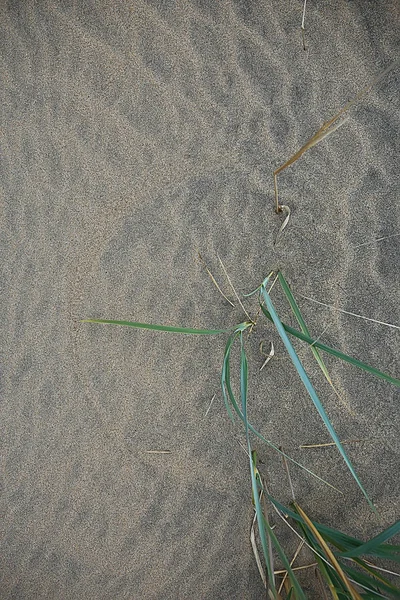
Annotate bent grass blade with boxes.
[221,328,341,492]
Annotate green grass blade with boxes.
[340,520,400,559]
[261,285,374,510]
[341,563,400,598]
[278,272,332,385]
[82,318,230,335]
[260,306,400,388]
[260,512,308,599]
[241,336,277,597]
[220,329,340,491]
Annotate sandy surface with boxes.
[1,1,399,598]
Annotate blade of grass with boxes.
[267,494,400,597]
[340,563,400,598]
[250,506,267,589]
[340,520,400,559]
[240,334,277,597]
[221,327,341,491]
[260,305,400,388]
[82,318,230,335]
[278,272,332,385]
[260,511,308,600]
[268,496,400,565]
[261,284,374,509]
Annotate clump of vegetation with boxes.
[83,270,400,598]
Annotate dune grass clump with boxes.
[84,269,400,598]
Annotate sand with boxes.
[1,1,399,598]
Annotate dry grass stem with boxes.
[280,446,296,501]
[294,503,363,600]
[353,232,400,249]
[198,253,234,307]
[278,540,305,594]
[275,562,318,576]
[204,394,216,417]
[298,293,400,330]
[300,439,367,449]
[273,59,399,213]
[217,255,254,323]
[301,0,307,51]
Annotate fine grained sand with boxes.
[1,1,399,598]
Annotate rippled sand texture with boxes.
[1,1,399,598]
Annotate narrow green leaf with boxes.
[261,285,374,510]
[260,512,308,599]
[278,272,332,385]
[220,328,341,491]
[340,520,400,559]
[260,306,400,388]
[241,336,277,597]
[82,318,229,335]
[341,563,400,598]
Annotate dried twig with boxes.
[198,252,234,307]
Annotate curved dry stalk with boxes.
[301,0,307,51]
[273,59,399,213]
[217,255,255,323]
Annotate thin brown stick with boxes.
[278,540,305,594]
[300,438,367,449]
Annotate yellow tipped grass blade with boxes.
[294,503,363,600]
[261,283,374,509]
[273,59,400,213]
[278,272,332,385]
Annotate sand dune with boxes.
[1,1,399,598]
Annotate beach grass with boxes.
[83,269,400,598]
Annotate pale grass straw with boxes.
[353,232,400,249]
[301,0,307,51]
[278,540,305,594]
[298,294,400,330]
[198,253,234,307]
[204,394,216,417]
[217,255,254,323]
